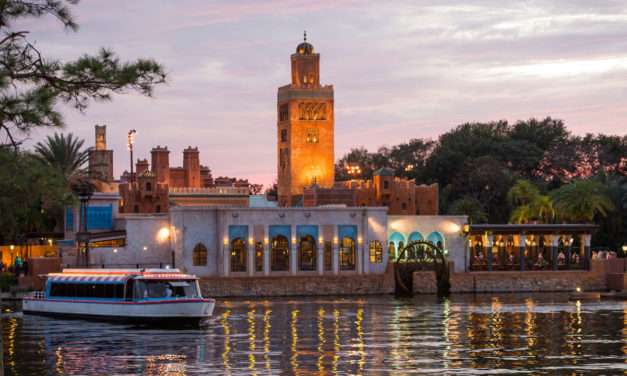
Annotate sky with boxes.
[18,0,627,186]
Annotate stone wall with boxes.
[413,259,617,294]
[200,270,395,297]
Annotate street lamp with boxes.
[127,129,137,184]
[346,164,361,179]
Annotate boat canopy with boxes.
[47,274,129,284]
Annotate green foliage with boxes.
[507,179,541,206]
[0,0,166,148]
[0,147,70,243]
[0,272,17,292]
[336,117,626,249]
[551,180,615,223]
[34,132,87,184]
[447,196,488,224]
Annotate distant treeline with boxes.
[335,117,626,250]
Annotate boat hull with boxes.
[22,298,215,325]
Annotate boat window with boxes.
[48,282,124,299]
[134,280,200,299]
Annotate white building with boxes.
[63,202,467,276]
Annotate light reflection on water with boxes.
[4,294,627,375]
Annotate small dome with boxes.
[296,41,314,55]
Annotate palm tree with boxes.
[34,133,89,185]
[507,179,540,206]
[508,179,555,223]
[551,179,615,223]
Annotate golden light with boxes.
[143,246,148,251]
[127,129,137,151]
[443,221,461,234]
[223,237,229,246]
[9,245,14,250]
[264,237,269,245]
[47,239,53,245]
[319,236,324,244]
[358,236,363,245]
[462,224,470,234]
[248,237,254,245]
[157,227,170,242]
[576,287,581,293]
[333,236,338,245]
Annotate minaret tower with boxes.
[277,32,335,206]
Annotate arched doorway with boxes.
[299,235,316,271]
[230,238,246,272]
[271,235,290,272]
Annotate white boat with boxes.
[23,268,215,325]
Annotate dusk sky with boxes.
[20,0,627,186]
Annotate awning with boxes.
[47,274,128,284]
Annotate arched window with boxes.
[230,238,246,272]
[340,237,355,270]
[299,235,316,271]
[369,240,383,263]
[192,243,207,266]
[388,232,405,260]
[271,235,289,272]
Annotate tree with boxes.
[0,0,166,148]
[447,196,488,224]
[0,148,69,243]
[507,179,541,207]
[551,179,615,223]
[34,132,87,184]
[507,179,555,224]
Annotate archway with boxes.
[394,240,449,296]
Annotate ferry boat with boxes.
[22,268,215,325]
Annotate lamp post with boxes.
[127,129,136,183]
[75,182,93,267]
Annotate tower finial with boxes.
[304,30,307,42]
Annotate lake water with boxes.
[3,294,627,375]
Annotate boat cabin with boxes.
[45,269,202,301]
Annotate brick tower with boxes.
[277,33,334,206]
[88,125,114,182]
[151,146,170,186]
[183,146,201,188]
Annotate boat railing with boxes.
[29,291,45,300]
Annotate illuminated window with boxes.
[324,241,332,271]
[340,237,355,271]
[306,128,319,144]
[271,236,289,271]
[299,235,316,271]
[192,243,208,266]
[230,238,246,272]
[369,240,383,263]
[255,242,264,272]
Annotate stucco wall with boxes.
[170,206,389,278]
[89,215,172,267]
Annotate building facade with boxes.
[277,36,335,206]
[303,168,439,215]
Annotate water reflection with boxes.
[4,294,627,375]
